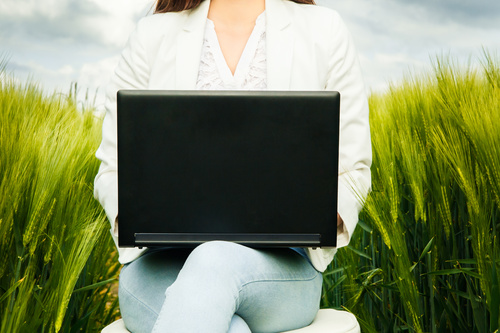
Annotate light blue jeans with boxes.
[118,241,323,333]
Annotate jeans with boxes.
[118,241,323,333]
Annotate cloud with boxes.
[79,57,119,90]
[1,1,103,45]
[403,0,500,28]
[4,58,77,95]
[1,0,499,100]
[321,0,499,49]
[0,0,153,103]
[318,0,500,92]
[8,60,75,80]
[88,0,155,47]
[0,0,153,48]
[77,56,121,110]
[358,52,431,93]
[4,54,118,113]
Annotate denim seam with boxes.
[120,282,160,317]
[235,270,321,306]
[241,270,321,288]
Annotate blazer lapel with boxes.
[175,0,211,89]
[265,0,294,90]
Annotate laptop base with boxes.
[135,233,321,247]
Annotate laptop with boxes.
[117,90,340,248]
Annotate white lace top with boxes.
[196,13,267,90]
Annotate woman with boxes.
[94,0,372,331]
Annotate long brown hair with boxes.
[155,0,315,13]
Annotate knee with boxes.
[186,241,242,266]
[164,242,246,302]
[181,241,247,279]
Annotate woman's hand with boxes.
[337,213,343,227]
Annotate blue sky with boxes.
[1,0,499,109]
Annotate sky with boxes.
[1,0,499,110]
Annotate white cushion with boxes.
[101,309,360,333]
[282,309,360,333]
[101,318,128,333]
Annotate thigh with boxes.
[175,241,323,333]
[232,247,323,333]
[120,243,322,333]
[118,248,191,333]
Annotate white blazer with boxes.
[94,0,372,272]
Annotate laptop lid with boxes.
[117,90,340,248]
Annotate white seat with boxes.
[101,308,360,333]
[282,309,360,333]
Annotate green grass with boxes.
[1,52,499,332]
[0,68,120,332]
[322,51,500,332]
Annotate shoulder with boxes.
[135,11,189,35]
[284,0,347,37]
[128,11,190,56]
[285,2,341,18]
[283,1,345,30]
[281,2,352,51]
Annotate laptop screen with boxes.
[117,90,340,248]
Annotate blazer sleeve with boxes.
[94,20,150,263]
[326,12,372,248]
[305,10,371,272]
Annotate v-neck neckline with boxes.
[205,12,265,88]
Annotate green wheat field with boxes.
[1,53,499,332]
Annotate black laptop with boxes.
[117,90,340,248]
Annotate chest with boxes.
[146,21,329,91]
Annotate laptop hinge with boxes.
[135,233,321,247]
